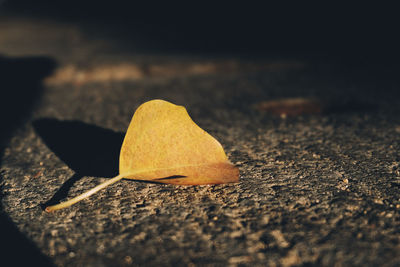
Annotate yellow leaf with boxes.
[120,99,238,184]
[46,100,239,212]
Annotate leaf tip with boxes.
[45,206,54,213]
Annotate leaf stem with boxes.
[45,174,125,212]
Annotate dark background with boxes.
[2,1,399,60]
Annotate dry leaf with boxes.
[46,99,239,211]
[119,100,238,185]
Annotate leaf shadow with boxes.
[32,118,125,208]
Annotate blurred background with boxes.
[1,1,399,59]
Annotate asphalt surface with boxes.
[1,13,400,267]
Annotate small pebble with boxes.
[124,256,133,264]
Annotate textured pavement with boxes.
[1,13,400,267]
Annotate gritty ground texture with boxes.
[1,15,400,267]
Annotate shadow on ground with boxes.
[0,55,56,266]
[33,119,124,208]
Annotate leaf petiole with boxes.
[45,174,125,212]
